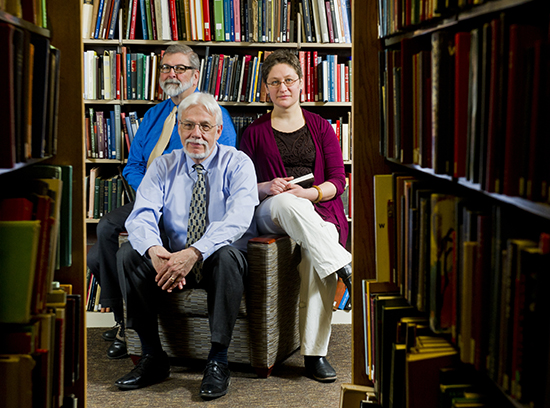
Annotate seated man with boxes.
[115,92,258,400]
[87,44,237,359]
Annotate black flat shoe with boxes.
[114,353,170,390]
[101,324,119,341]
[107,338,128,359]
[336,263,352,302]
[304,356,337,383]
[199,360,231,400]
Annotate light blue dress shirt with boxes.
[126,144,259,259]
[123,96,237,191]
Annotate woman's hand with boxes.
[258,177,294,199]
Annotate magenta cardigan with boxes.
[240,109,349,248]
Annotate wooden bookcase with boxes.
[0,0,86,405]
[352,0,550,406]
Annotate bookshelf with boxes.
[352,0,550,406]
[82,0,354,313]
[0,0,86,406]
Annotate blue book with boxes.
[328,55,335,102]
[126,53,132,100]
[105,118,112,159]
[223,0,231,41]
[94,0,105,39]
[338,288,350,310]
[229,0,235,41]
[109,110,117,159]
[203,56,213,94]
[139,0,148,39]
[340,0,351,43]
[124,116,134,144]
[108,0,122,39]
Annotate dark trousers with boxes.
[87,202,134,317]
[117,242,248,348]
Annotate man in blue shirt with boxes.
[114,92,258,400]
[87,44,237,359]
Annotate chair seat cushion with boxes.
[158,288,247,318]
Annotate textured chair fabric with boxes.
[124,234,301,377]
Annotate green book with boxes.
[136,53,143,100]
[213,0,225,41]
[0,221,41,323]
[144,0,153,41]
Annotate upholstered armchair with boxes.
[124,234,302,378]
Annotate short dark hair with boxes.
[162,44,200,70]
[261,49,302,84]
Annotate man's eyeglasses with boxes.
[266,77,300,88]
[179,121,218,133]
[160,64,196,74]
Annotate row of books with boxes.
[362,281,512,408]
[86,169,132,219]
[0,287,82,408]
[85,106,139,159]
[372,172,550,407]
[86,269,102,311]
[0,22,61,168]
[377,0,490,38]
[379,16,550,203]
[82,0,352,44]
[83,47,352,105]
[1,0,48,28]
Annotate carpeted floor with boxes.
[87,325,352,407]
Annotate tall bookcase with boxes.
[0,0,86,405]
[82,2,354,312]
[352,0,550,407]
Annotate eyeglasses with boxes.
[266,77,300,88]
[179,121,218,133]
[159,64,196,74]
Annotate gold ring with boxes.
[169,277,176,281]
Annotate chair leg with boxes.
[254,366,274,378]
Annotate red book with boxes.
[526,40,546,201]
[150,0,158,40]
[484,16,506,193]
[120,112,131,154]
[0,23,16,169]
[336,63,341,102]
[202,0,212,41]
[0,197,33,221]
[169,0,178,40]
[32,195,54,314]
[344,64,349,102]
[121,47,127,100]
[239,55,252,102]
[503,24,542,197]
[299,51,306,102]
[233,0,240,41]
[115,53,121,100]
[129,0,138,39]
[306,51,312,101]
[214,54,225,101]
[313,51,319,101]
[453,32,470,179]
[325,1,335,43]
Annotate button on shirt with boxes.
[125,144,259,259]
[123,96,238,191]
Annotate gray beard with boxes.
[160,78,192,97]
[183,138,211,160]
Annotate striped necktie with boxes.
[147,105,177,168]
[186,164,206,282]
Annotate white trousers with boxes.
[255,193,352,356]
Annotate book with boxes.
[373,174,394,283]
[453,32,470,179]
[0,354,35,408]
[0,220,41,323]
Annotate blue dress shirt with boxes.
[123,96,237,191]
[126,144,259,259]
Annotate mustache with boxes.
[185,138,208,146]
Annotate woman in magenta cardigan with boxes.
[240,49,352,383]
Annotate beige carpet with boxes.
[87,324,352,407]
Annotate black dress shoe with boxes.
[304,356,337,382]
[101,324,119,341]
[114,353,170,390]
[107,338,128,359]
[199,360,231,400]
[336,263,352,302]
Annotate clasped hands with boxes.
[147,245,201,293]
[262,177,318,202]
